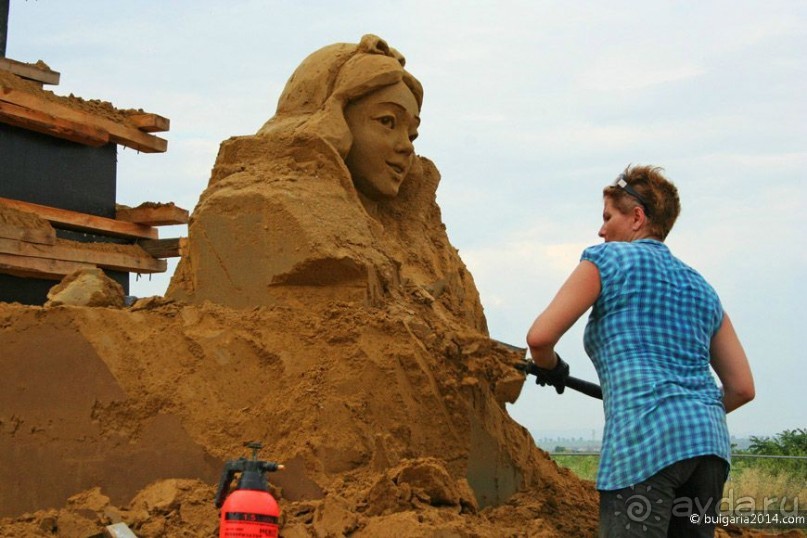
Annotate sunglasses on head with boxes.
[613,174,650,214]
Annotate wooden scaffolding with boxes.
[0,55,187,303]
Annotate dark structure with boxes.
[0,123,117,214]
[0,123,128,303]
[0,17,172,306]
[0,4,133,304]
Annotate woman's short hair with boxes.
[258,35,422,160]
[603,165,681,240]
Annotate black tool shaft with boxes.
[566,375,603,400]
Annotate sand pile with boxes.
[0,68,144,127]
[0,296,600,537]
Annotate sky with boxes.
[7,1,805,440]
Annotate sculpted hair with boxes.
[603,165,681,240]
[258,35,422,160]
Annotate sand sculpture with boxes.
[166,34,485,336]
[2,35,778,537]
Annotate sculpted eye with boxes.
[378,115,395,128]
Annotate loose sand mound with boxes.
[0,297,599,537]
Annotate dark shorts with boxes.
[599,455,729,538]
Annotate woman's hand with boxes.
[531,353,571,394]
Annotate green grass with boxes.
[551,453,806,510]
[551,432,807,532]
[725,464,806,511]
[551,454,599,482]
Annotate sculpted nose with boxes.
[396,134,414,155]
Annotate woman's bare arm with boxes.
[710,313,755,413]
[526,260,601,368]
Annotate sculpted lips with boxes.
[387,161,407,178]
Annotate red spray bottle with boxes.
[215,441,284,538]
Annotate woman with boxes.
[526,165,754,537]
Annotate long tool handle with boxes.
[566,376,603,400]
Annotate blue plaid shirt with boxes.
[581,239,730,491]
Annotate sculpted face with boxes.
[344,81,420,199]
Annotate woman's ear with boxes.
[631,205,647,231]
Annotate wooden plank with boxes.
[117,203,189,226]
[0,252,93,280]
[0,100,109,147]
[127,112,170,133]
[0,85,167,153]
[0,237,168,274]
[0,58,61,85]
[0,197,159,240]
[136,237,186,258]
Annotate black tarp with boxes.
[0,124,129,303]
